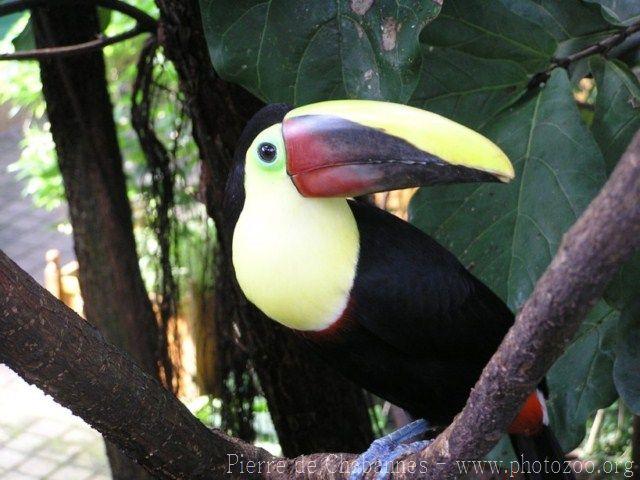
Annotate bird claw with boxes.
[349,419,430,480]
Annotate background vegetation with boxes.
[2,0,640,475]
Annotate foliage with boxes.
[200,0,640,458]
[0,1,215,296]
[191,395,280,453]
[583,402,634,471]
[202,0,441,104]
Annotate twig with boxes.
[0,0,157,61]
[528,20,640,89]
[585,409,605,454]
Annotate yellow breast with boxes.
[232,176,360,331]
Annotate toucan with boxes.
[225,100,573,479]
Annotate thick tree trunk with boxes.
[32,7,164,479]
[154,0,374,455]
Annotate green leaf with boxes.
[0,1,22,42]
[613,299,640,414]
[547,302,619,449]
[590,57,640,313]
[486,435,516,463]
[505,2,612,80]
[585,0,640,26]
[500,0,611,42]
[200,0,441,104]
[410,70,615,448]
[420,0,556,74]
[410,0,614,132]
[409,47,528,129]
[590,57,640,174]
[409,70,606,310]
[11,18,33,51]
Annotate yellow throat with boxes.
[232,124,360,331]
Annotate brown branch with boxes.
[392,130,640,478]
[0,28,147,61]
[0,250,274,480]
[0,134,638,479]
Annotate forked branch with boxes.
[0,132,639,478]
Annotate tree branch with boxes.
[394,130,640,478]
[0,130,638,478]
[0,250,274,480]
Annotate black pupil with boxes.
[258,143,277,163]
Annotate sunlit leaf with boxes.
[0,0,22,43]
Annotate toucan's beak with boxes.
[283,100,514,198]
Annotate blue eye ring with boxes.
[258,142,277,163]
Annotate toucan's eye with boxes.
[258,142,277,163]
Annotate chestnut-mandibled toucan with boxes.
[225,101,573,479]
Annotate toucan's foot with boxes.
[349,419,430,480]
[376,440,432,479]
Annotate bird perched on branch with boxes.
[225,100,573,480]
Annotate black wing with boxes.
[348,199,514,363]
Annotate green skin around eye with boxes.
[252,125,287,172]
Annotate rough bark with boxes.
[0,251,271,480]
[153,0,374,455]
[32,7,165,479]
[1,130,637,480]
[396,130,640,479]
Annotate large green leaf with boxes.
[411,0,613,131]
[410,70,606,309]
[420,0,556,74]
[11,18,33,51]
[500,0,611,42]
[547,302,619,449]
[585,0,640,26]
[590,57,640,313]
[501,0,613,80]
[410,69,614,446]
[409,47,528,129]
[200,0,441,105]
[613,299,640,414]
